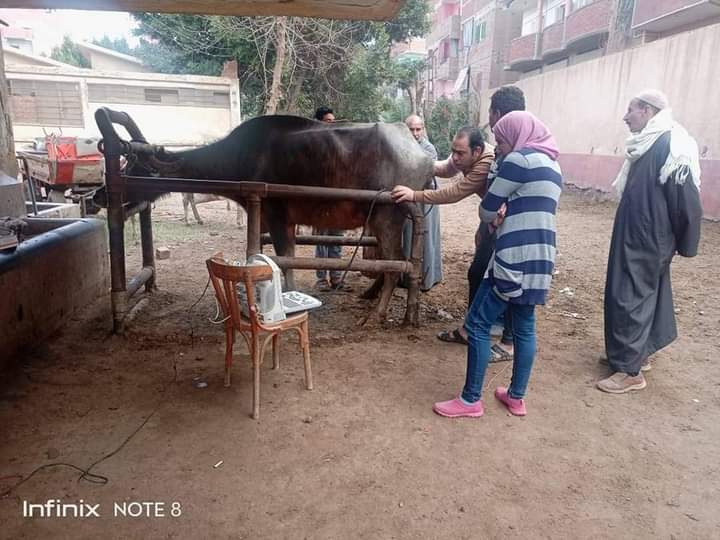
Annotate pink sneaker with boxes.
[494,387,527,416]
[433,397,484,418]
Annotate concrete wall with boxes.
[6,65,242,148]
[477,22,720,218]
[86,50,148,73]
[0,218,109,367]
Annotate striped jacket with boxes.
[480,148,562,305]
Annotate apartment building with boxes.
[426,0,521,102]
[506,0,720,76]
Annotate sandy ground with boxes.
[1,189,719,540]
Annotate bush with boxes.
[424,97,470,158]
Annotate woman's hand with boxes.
[391,185,415,203]
[492,203,507,228]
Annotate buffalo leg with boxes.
[365,207,405,322]
[360,275,383,300]
[190,197,203,224]
[182,194,189,224]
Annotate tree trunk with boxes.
[285,68,308,114]
[406,84,417,115]
[264,17,288,115]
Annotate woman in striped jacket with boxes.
[433,111,562,418]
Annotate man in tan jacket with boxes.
[393,126,494,206]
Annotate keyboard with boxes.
[282,291,322,314]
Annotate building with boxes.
[1,25,240,148]
[426,1,522,103]
[0,24,34,54]
[5,64,241,148]
[76,41,148,73]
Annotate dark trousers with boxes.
[467,222,513,345]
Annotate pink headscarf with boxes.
[493,111,560,160]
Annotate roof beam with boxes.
[2,1,404,21]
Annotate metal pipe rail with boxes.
[97,105,423,330]
[261,233,379,247]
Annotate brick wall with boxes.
[508,33,537,63]
[633,0,699,27]
[542,21,565,53]
[565,0,611,44]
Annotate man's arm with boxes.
[418,150,494,204]
[665,170,703,257]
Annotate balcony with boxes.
[427,14,461,46]
[436,56,459,80]
[507,33,541,72]
[565,0,611,53]
[633,0,720,33]
[541,20,566,60]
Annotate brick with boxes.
[156,247,171,260]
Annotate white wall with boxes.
[479,22,720,159]
[6,65,242,148]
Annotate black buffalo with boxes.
[98,113,434,321]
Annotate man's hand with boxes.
[391,185,415,203]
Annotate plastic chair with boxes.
[206,253,313,419]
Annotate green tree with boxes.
[92,36,134,56]
[424,97,471,158]
[130,0,430,118]
[50,36,90,68]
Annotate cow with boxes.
[181,193,247,227]
[96,113,434,322]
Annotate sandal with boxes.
[436,328,468,345]
[489,343,513,363]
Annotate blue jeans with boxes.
[315,229,343,281]
[462,279,537,403]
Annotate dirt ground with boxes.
[1,188,719,539]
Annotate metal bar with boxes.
[123,200,148,220]
[139,205,156,292]
[127,266,154,298]
[121,176,396,204]
[21,157,39,216]
[261,233,378,247]
[270,256,412,274]
[126,141,165,155]
[95,107,148,144]
[404,203,424,327]
[246,196,262,257]
[106,154,127,333]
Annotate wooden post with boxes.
[404,205,424,326]
[246,195,262,258]
[106,155,127,333]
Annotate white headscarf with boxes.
[613,90,701,195]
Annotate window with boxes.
[7,79,83,127]
[87,84,231,108]
[573,0,595,9]
[521,8,539,36]
[543,2,566,28]
[462,21,473,48]
[473,19,487,43]
[144,88,178,104]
